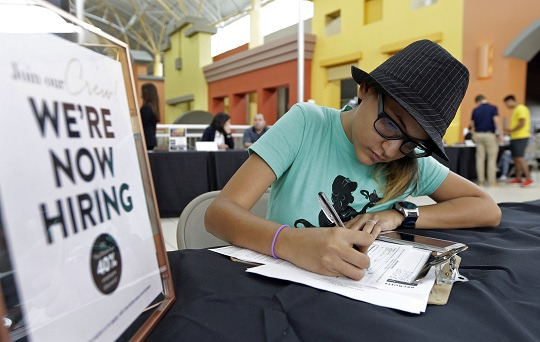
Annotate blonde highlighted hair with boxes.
[373,157,419,204]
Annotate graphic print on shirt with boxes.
[293,175,381,227]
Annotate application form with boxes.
[212,240,435,314]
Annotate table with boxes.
[149,146,505,218]
[209,150,251,190]
[434,146,476,180]
[148,150,249,217]
[125,200,540,341]
[437,145,513,181]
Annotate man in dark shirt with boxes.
[470,95,503,186]
[243,113,269,148]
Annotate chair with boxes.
[176,189,270,249]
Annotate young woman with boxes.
[205,40,501,281]
[140,83,160,150]
[201,112,234,149]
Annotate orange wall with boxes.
[213,44,249,62]
[461,0,540,136]
[208,59,312,125]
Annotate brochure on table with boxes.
[0,25,167,342]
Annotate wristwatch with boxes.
[394,201,419,228]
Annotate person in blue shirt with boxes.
[206,40,501,280]
[470,94,503,186]
[243,113,269,148]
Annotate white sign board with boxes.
[0,33,162,341]
[169,128,187,151]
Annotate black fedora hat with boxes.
[351,39,469,161]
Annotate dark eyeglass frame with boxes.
[374,94,431,158]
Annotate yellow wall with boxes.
[311,0,465,144]
[163,27,213,123]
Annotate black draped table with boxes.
[148,150,249,217]
[129,200,540,341]
[434,145,511,181]
[434,145,476,180]
[149,146,508,218]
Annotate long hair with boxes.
[355,86,420,203]
[210,112,231,135]
[141,83,160,122]
[372,157,419,204]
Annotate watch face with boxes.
[398,201,417,209]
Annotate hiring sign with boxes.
[0,32,163,341]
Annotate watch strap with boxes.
[401,215,418,228]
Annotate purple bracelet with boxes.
[271,224,290,259]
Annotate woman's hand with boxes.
[275,227,378,280]
[344,210,404,233]
[224,121,232,134]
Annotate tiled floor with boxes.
[160,171,540,251]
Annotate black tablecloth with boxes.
[436,145,511,181]
[141,199,540,341]
[148,150,249,217]
[434,146,476,180]
[148,151,212,218]
[209,150,250,190]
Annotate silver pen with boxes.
[318,191,360,251]
[318,192,345,228]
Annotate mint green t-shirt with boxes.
[249,102,449,228]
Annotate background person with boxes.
[470,95,502,186]
[463,125,474,145]
[205,40,501,281]
[202,112,234,150]
[497,146,512,182]
[140,83,160,151]
[243,113,269,148]
[503,95,532,187]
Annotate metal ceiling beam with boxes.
[84,12,153,52]
[129,0,157,51]
[155,0,181,21]
[77,0,271,55]
[177,0,188,15]
[197,0,204,16]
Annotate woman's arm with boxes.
[201,126,213,142]
[417,171,501,229]
[205,154,377,280]
[224,134,234,149]
[344,171,501,232]
[139,104,151,124]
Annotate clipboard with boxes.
[378,233,468,306]
[428,255,463,305]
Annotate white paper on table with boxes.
[211,241,435,314]
[247,263,435,314]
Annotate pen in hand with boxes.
[318,192,360,251]
[318,192,346,228]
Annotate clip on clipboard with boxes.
[375,232,469,305]
[415,245,468,281]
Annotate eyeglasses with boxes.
[374,94,430,158]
